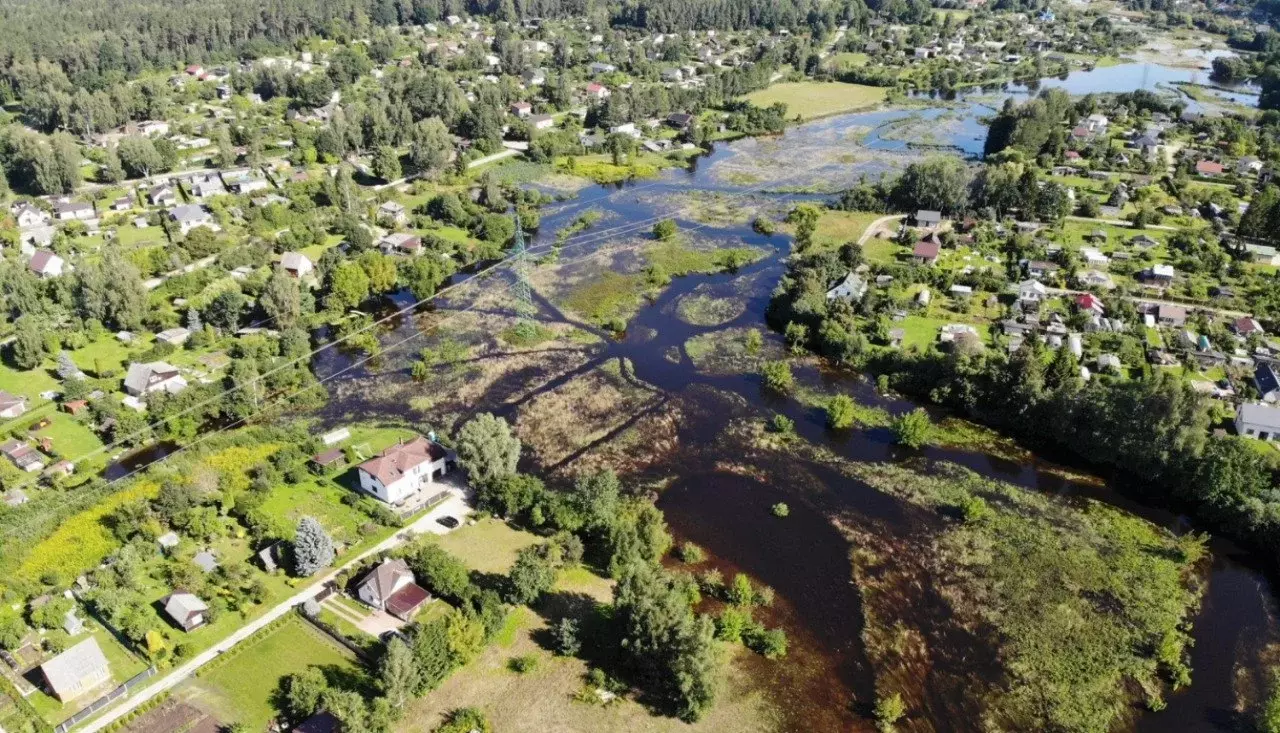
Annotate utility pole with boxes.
[511,211,535,322]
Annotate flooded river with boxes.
[315,61,1279,731]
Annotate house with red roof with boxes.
[1075,292,1104,314]
[584,82,610,101]
[356,558,432,620]
[913,240,941,265]
[1195,160,1224,177]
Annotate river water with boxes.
[312,61,1278,731]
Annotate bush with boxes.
[874,691,907,730]
[761,361,794,393]
[769,414,795,434]
[744,626,788,659]
[771,502,790,518]
[436,707,491,733]
[827,394,857,429]
[744,329,763,354]
[715,606,751,643]
[508,654,539,674]
[752,215,776,235]
[553,617,581,656]
[890,408,932,449]
[677,542,705,563]
[960,495,989,523]
[652,219,678,241]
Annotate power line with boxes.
[0,156,830,518]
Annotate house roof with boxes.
[41,637,109,699]
[1240,402,1280,431]
[168,204,208,223]
[913,241,940,259]
[29,250,62,274]
[123,361,182,394]
[1196,160,1224,174]
[359,558,414,601]
[0,391,24,411]
[1257,362,1280,396]
[385,582,431,618]
[313,448,344,465]
[358,436,445,486]
[295,712,342,733]
[281,252,312,271]
[163,592,209,623]
[193,551,218,572]
[916,209,942,223]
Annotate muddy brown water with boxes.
[300,66,1279,731]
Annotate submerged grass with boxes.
[850,461,1206,731]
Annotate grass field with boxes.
[431,518,540,574]
[400,614,778,733]
[823,52,869,72]
[744,82,888,121]
[186,615,363,730]
[800,210,885,251]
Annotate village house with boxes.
[356,435,452,504]
[1075,292,1104,315]
[161,591,209,631]
[378,201,407,224]
[0,440,44,472]
[148,184,178,207]
[53,200,94,221]
[123,361,188,398]
[0,391,26,419]
[1234,317,1265,337]
[914,209,943,229]
[1147,304,1184,329]
[168,204,216,235]
[187,174,225,199]
[356,558,432,620]
[12,201,48,228]
[1025,260,1060,280]
[380,232,423,255]
[1016,279,1046,304]
[1141,264,1176,286]
[39,637,111,702]
[1195,159,1225,177]
[1256,362,1280,402]
[510,101,533,117]
[530,114,555,131]
[280,252,314,278]
[156,327,191,346]
[584,82,610,100]
[913,240,941,266]
[825,273,867,302]
[1245,243,1280,265]
[29,250,65,279]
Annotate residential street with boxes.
[78,490,472,733]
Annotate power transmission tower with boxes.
[511,211,535,321]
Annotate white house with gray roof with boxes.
[1237,402,1280,441]
[167,204,216,235]
[123,361,187,397]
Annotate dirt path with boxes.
[857,214,905,245]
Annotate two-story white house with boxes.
[356,436,451,504]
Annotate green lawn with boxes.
[431,518,540,574]
[0,361,59,402]
[744,81,888,121]
[69,334,153,378]
[823,52,869,72]
[31,413,105,465]
[258,478,372,544]
[805,210,884,250]
[187,615,363,730]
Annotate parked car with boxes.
[436,516,460,529]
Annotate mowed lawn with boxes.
[745,82,887,121]
[185,616,363,730]
[431,518,540,574]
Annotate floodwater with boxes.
[314,61,1280,731]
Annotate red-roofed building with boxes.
[585,82,610,100]
[356,436,451,504]
[913,240,941,265]
[1196,160,1224,177]
[356,558,432,620]
[1075,292,1104,314]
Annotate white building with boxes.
[356,436,451,504]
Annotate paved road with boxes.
[79,491,473,733]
